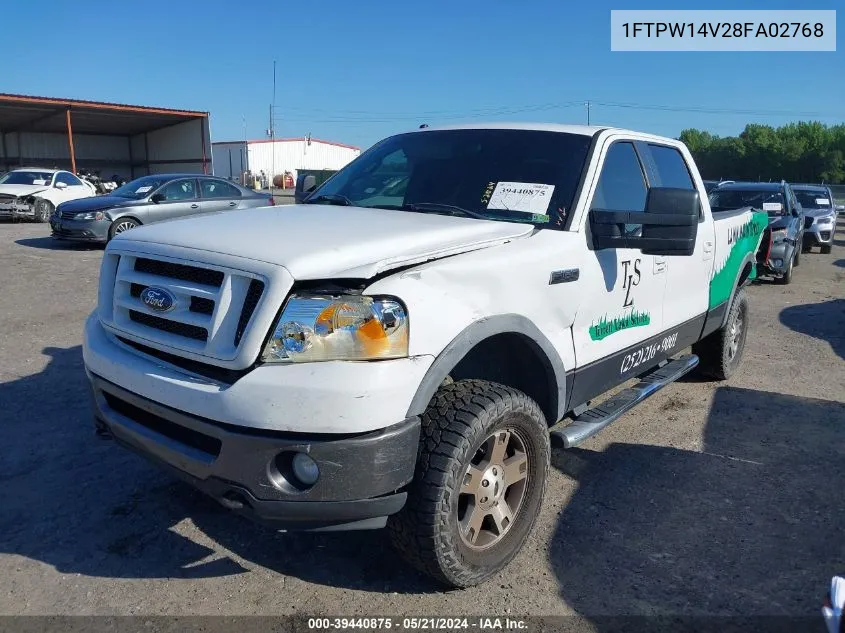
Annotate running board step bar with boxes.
[551,354,699,449]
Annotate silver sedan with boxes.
[51,174,275,243]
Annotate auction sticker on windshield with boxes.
[487,182,554,214]
[136,185,153,194]
[763,202,782,212]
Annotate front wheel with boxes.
[388,380,550,588]
[820,244,832,254]
[34,199,53,223]
[776,252,794,285]
[108,218,139,241]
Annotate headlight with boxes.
[770,228,788,242]
[75,211,105,220]
[261,294,408,363]
[817,216,832,225]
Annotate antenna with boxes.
[585,101,591,126]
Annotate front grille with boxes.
[103,251,269,362]
[129,310,208,341]
[135,258,224,287]
[61,211,77,220]
[103,392,222,457]
[234,279,265,346]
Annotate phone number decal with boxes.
[620,332,678,374]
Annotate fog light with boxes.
[774,259,783,267]
[291,452,320,486]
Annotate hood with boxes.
[768,216,790,230]
[116,204,535,279]
[58,195,132,214]
[804,207,836,219]
[0,184,49,198]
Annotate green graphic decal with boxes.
[709,211,768,309]
[589,309,652,341]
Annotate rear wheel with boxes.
[693,288,748,381]
[34,199,53,223]
[388,379,550,588]
[108,218,139,241]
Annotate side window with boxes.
[159,179,197,201]
[200,179,241,198]
[646,145,694,189]
[56,172,83,187]
[593,142,647,213]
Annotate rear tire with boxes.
[388,379,550,588]
[108,218,139,241]
[692,288,748,381]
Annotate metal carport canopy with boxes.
[0,93,210,175]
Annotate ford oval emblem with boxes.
[140,286,176,313]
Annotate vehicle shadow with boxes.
[833,259,845,268]
[779,299,845,361]
[548,386,845,626]
[14,237,103,251]
[0,345,437,592]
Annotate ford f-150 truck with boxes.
[83,124,768,588]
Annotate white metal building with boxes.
[212,137,360,183]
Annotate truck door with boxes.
[636,142,711,329]
[570,140,666,397]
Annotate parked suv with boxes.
[51,174,274,243]
[84,125,767,587]
[792,184,837,254]
[709,181,807,284]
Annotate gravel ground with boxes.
[0,219,843,622]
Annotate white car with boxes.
[83,124,769,588]
[0,168,96,222]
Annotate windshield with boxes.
[709,189,786,216]
[306,129,593,228]
[111,176,172,199]
[794,190,831,210]
[0,171,54,186]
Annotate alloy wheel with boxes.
[457,429,529,550]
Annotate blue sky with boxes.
[4,0,842,149]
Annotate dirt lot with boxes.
[1,220,843,623]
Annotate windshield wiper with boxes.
[306,193,353,206]
[402,202,489,221]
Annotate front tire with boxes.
[388,380,550,588]
[108,218,139,241]
[34,199,53,223]
[820,244,832,254]
[776,252,794,285]
[693,288,749,381]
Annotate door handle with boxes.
[228,202,236,207]
[190,203,199,209]
[653,256,666,274]
[703,241,714,254]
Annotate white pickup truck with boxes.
[83,124,768,588]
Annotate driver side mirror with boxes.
[55,181,67,190]
[295,174,318,204]
[150,192,166,203]
[590,187,699,257]
[803,216,814,230]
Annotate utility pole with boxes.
[270,60,277,194]
[585,101,591,126]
